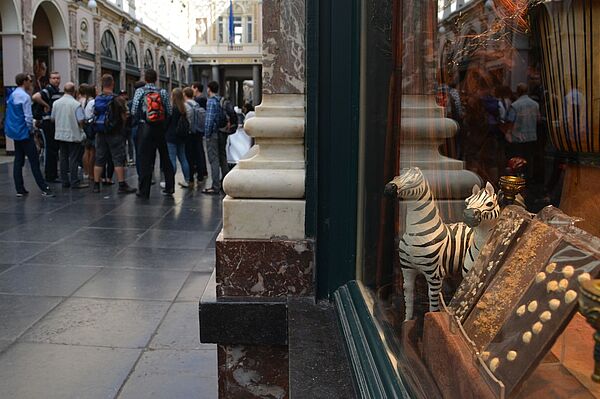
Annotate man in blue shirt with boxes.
[4,73,54,197]
[203,81,228,194]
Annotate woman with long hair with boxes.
[166,88,191,187]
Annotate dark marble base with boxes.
[216,235,315,297]
[200,271,288,346]
[218,344,289,399]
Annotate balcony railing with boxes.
[227,44,244,51]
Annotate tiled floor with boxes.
[0,160,220,399]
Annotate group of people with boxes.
[4,67,247,199]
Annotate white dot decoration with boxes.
[546,263,557,273]
[559,279,569,291]
[527,301,538,313]
[540,311,552,323]
[562,265,575,278]
[549,299,561,311]
[490,358,500,372]
[547,281,558,293]
[536,272,546,283]
[507,351,517,361]
[565,290,578,304]
[516,305,526,317]
[533,322,543,335]
[522,331,532,344]
[578,273,591,283]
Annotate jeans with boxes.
[218,131,230,180]
[138,123,175,198]
[132,125,141,177]
[41,120,58,180]
[185,134,207,182]
[167,141,190,182]
[205,135,222,191]
[59,141,84,185]
[13,137,48,193]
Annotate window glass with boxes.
[359,0,600,397]
[218,17,224,44]
[247,16,253,43]
[234,16,243,44]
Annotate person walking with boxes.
[32,71,63,182]
[51,82,88,189]
[91,74,136,194]
[184,87,207,188]
[131,69,175,198]
[81,84,97,183]
[203,81,227,194]
[191,82,207,109]
[4,73,54,197]
[166,88,192,188]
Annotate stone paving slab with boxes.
[0,343,141,399]
[0,162,220,397]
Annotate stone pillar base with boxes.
[222,196,306,240]
[216,233,314,298]
[218,344,289,399]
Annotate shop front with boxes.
[312,0,600,397]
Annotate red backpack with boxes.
[142,90,165,123]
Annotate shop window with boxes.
[358,0,600,397]
[100,30,118,60]
[159,56,167,77]
[125,41,138,67]
[144,49,153,70]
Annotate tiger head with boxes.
[463,182,500,228]
[384,167,427,200]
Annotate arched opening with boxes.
[159,56,168,88]
[125,41,140,97]
[144,49,154,70]
[170,61,178,90]
[180,66,186,86]
[32,1,69,91]
[100,30,120,90]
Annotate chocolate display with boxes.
[462,219,563,351]
[449,206,532,323]
[484,232,600,396]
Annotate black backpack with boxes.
[219,98,238,135]
[175,111,190,139]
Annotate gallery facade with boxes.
[0,0,190,150]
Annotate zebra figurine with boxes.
[385,167,473,320]
[462,183,501,277]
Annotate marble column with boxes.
[21,0,33,75]
[215,1,309,398]
[68,6,78,84]
[119,29,127,91]
[252,64,261,106]
[93,16,102,86]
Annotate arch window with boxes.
[101,30,118,60]
[125,41,138,66]
[144,49,153,70]
[159,56,167,76]
[171,62,178,80]
[180,66,186,83]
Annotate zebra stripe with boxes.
[392,167,473,320]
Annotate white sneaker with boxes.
[160,181,166,188]
[178,181,189,188]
